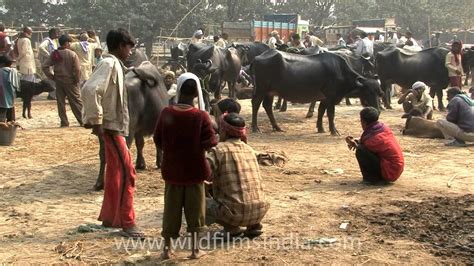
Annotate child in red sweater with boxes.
[154,72,217,259]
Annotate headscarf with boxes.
[175,72,206,111]
[412,81,426,90]
[219,113,247,143]
[194,29,203,37]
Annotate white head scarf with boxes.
[194,29,203,37]
[175,72,206,111]
[412,81,427,90]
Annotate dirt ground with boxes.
[0,95,473,264]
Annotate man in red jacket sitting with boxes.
[346,107,404,184]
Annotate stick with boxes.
[447,175,458,188]
[166,0,203,41]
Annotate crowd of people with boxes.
[0,24,104,126]
[0,23,473,261]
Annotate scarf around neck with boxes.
[360,121,386,143]
[456,94,474,107]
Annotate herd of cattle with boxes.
[16,40,474,189]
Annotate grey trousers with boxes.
[436,120,474,142]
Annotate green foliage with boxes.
[1,0,472,43]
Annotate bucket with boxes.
[0,125,17,146]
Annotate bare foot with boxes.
[188,249,207,259]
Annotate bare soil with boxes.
[0,96,473,264]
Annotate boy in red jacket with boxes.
[154,72,217,259]
[346,107,404,184]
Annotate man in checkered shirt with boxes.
[206,112,270,238]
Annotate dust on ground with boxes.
[0,96,473,264]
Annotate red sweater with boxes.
[154,106,217,185]
[361,125,404,182]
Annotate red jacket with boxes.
[361,124,404,182]
[154,106,217,185]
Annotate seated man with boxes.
[398,81,433,120]
[436,87,474,147]
[346,107,404,184]
[206,113,270,238]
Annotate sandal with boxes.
[243,224,263,238]
[120,226,145,239]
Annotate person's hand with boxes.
[345,136,359,151]
[91,124,104,136]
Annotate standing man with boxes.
[191,29,204,44]
[346,107,404,184]
[82,28,144,238]
[336,33,346,47]
[267,31,280,49]
[38,28,60,100]
[42,34,83,127]
[0,24,12,57]
[445,40,463,88]
[16,26,36,82]
[355,32,374,58]
[308,31,324,47]
[436,87,474,147]
[71,32,93,84]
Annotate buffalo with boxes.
[376,47,450,110]
[251,50,382,135]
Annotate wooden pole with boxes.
[428,15,431,48]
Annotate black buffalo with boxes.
[277,48,377,117]
[94,61,168,190]
[376,47,450,110]
[252,50,382,135]
[462,47,474,86]
[186,44,243,101]
[233,42,270,66]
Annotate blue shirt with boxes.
[0,68,18,109]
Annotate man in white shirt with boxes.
[38,28,60,100]
[355,33,374,57]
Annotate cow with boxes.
[186,44,243,102]
[402,112,444,139]
[17,79,55,119]
[376,47,450,110]
[93,61,169,190]
[462,47,474,86]
[251,50,382,135]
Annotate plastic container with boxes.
[0,125,17,146]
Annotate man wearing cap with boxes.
[206,112,270,238]
[436,87,474,147]
[42,34,83,127]
[398,81,433,120]
[191,29,204,44]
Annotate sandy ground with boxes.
[0,95,473,264]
